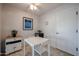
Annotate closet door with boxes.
[56,5,77,55]
[77,5,79,56]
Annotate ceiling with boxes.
[3,3,62,16]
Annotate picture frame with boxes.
[23,17,33,30]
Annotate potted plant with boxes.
[11,30,18,37]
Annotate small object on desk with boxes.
[35,33,44,38]
[35,30,44,38]
[11,30,18,37]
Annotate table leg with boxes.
[32,46,34,56]
[24,41,25,56]
[48,41,50,56]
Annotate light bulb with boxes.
[30,4,34,10]
[30,4,38,10]
[34,6,38,10]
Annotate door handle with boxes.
[56,32,60,34]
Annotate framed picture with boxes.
[23,17,33,30]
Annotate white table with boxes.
[24,37,50,56]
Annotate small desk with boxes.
[24,37,50,56]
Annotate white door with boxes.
[55,5,77,55]
[77,5,79,56]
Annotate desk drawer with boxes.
[6,40,21,45]
[6,44,14,54]
[14,42,22,51]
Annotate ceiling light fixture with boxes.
[30,4,34,10]
[30,4,38,10]
[33,5,38,10]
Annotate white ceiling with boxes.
[3,3,62,16]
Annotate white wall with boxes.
[1,5,38,39]
[41,12,57,47]
[39,6,57,47]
